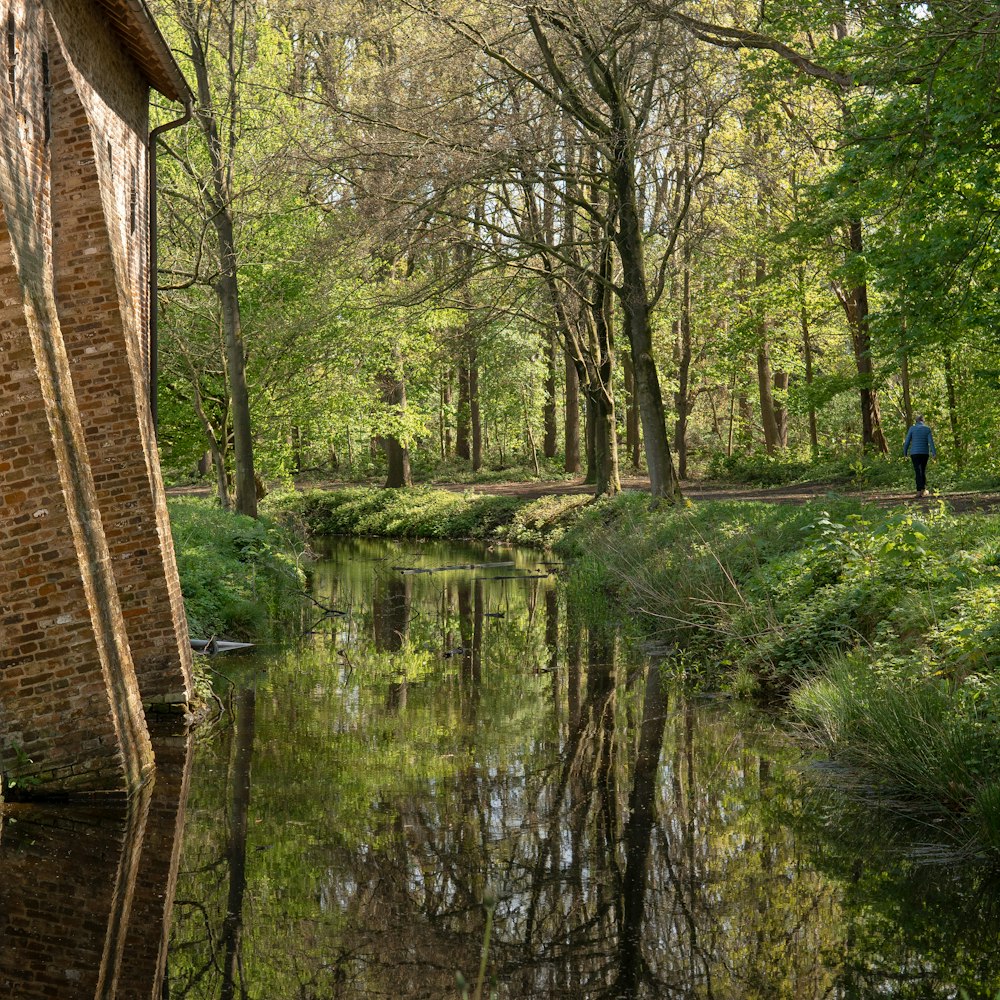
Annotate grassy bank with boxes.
[558,492,1000,857]
[266,486,591,548]
[168,497,307,642]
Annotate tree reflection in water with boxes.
[166,537,1000,999]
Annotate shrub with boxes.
[706,451,812,486]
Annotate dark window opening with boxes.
[7,13,15,101]
[129,165,136,233]
[41,49,49,142]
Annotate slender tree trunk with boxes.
[216,224,256,517]
[291,425,302,475]
[623,348,641,470]
[469,343,482,471]
[738,394,754,451]
[773,371,789,448]
[524,393,541,477]
[755,259,781,455]
[727,384,736,457]
[675,129,693,480]
[191,381,230,509]
[799,269,819,457]
[674,264,692,479]
[944,348,961,467]
[181,6,257,518]
[565,345,581,473]
[543,325,558,459]
[583,390,596,485]
[441,371,453,459]
[899,320,913,430]
[843,221,889,453]
[456,363,470,461]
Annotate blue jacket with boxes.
[903,422,936,457]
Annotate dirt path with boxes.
[168,477,1000,512]
[428,478,1000,512]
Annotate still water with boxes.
[2,537,1000,999]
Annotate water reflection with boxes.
[0,727,193,999]
[157,537,1000,999]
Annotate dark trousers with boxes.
[911,453,929,492]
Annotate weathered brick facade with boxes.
[0,0,194,795]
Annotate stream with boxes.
[2,537,1000,998]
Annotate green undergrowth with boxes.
[168,497,307,642]
[556,491,1000,857]
[266,486,592,548]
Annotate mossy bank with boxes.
[267,486,591,548]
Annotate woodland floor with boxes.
[168,477,1000,512]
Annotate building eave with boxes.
[92,0,193,105]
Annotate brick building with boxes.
[0,0,195,795]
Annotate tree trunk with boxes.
[290,425,302,475]
[191,381,230,509]
[216,224,257,517]
[441,371,453,459]
[944,348,961,467]
[543,325,558,459]
[583,390,596,485]
[614,663,669,998]
[727,378,736,457]
[757,345,781,454]
[469,344,482,472]
[612,153,680,501]
[674,264,692,480]
[623,347,641,470]
[738,394,754,452]
[773,371,789,448]
[564,344,581,473]
[381,369,412,488]
[456,363,470,461]
[755,258,781,455]
[899,320,913,430]
[585,387,620,496]
[843,220,889,453]
[524,394,541,477]
[799,269,819,457]
[183,10,257,518]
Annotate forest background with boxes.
[147,0,1000,515]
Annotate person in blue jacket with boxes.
[903,415,936,497]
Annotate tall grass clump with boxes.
[168,497,307,642]
[793,655,1000,853]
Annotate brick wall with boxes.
[49,5,194,707]
[0,0,192,795]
